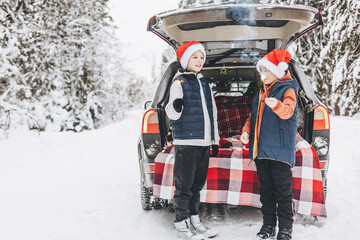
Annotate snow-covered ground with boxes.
[1,109,360,240]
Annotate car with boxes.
[138,2,330,210]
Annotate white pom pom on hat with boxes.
[256,49,292,79]
[278,62,288,72]
[176,41,206,69]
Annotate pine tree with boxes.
[0,0,41,136]
[324,0,360,116]
[262,0,360,116]
[0,0,145,136]
[178,0,200,8]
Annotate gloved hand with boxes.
[210,145,219,157]
[240,131,249,144]
[173,98,184,113]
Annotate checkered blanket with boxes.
[215,96,253,137]
[153,133,327,217]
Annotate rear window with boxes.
[202,68,261,97]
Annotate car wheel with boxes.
[141,178,152,210]
[152,198,169,210]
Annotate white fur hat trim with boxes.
[180,44,206,69]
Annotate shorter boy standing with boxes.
[165,41,219,240]
[241,49,298,240]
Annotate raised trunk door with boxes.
[147,4,322,54]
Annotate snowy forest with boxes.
[0,0,359,138]
[0,0,145,138]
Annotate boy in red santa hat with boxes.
[165,41,219,240]
[240,49,298,240]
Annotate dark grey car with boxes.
[138,2,330,210]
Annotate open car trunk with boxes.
[157,66,306,147]
[148,3,322,141]
[151,67,327,216]
[147,3,323,62]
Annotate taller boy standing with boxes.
[165,41,219,240]
[240,49,298,240]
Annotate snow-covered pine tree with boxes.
[0,0,144,136]
[178,0,200,8]
[0,0,42,137]
[262,0,360,116]
[58,0,113,131]
[323,0,360,116]
[56,0,146,130]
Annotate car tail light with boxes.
[142,109,160,134]
[319,161,328,169]
[144,163,155,173]
[313,105,330,130]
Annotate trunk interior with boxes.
[159,66,306,146]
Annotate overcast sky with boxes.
[108,0,180,80]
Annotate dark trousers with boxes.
[173,145,210,222]
[255,158,294,229]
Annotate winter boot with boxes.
[277,228,292,240]
[190,214,218,238]
[174,218,206,240]
[256,225,276,239]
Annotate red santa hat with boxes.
[256,49,292,79]
[176,41,206,69]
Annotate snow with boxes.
[1,109,360,240]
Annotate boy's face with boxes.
[259,66,278,85]
[187,50,205,73]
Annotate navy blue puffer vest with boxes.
[249,79,299,166]
[170,73,215,141]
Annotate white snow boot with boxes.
[190,215,218,238]
[174,218,206,240]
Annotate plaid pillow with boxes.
[215,96,253,138]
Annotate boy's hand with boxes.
[264,97,279,109]
[240,131,249,144]
[173,98,184,113]
[210,145,219,157]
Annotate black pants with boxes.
[255,158,294,229]
[173,145,210,222]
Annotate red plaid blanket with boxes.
[153,133,327,217]
[215,96,253,137]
